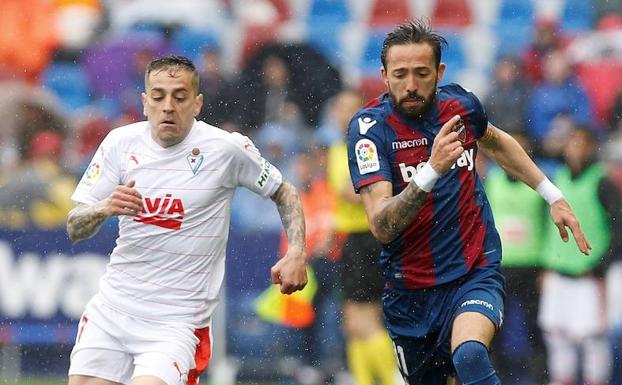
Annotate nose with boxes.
[162,95,174,113]
[405,74,417,94]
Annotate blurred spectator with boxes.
[279,149,342,384]
[232,44,341,134]
[538,126,620,385]
[0,0,59,82]
[0,130,76,229]
[597,1,622,21]
[483,56,529,134]
[326,88,397,385]
[526,48,593,146]
[196,48,236,129]
[56,0,103,52]
[521,18,564,84]
[486,133,547,385]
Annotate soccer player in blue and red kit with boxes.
[347,20,592,385]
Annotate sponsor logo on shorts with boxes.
[460,299,494,311]
[356,139,379,174]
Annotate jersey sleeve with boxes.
[347,109,392,193]
[465,87,489,139]
[71,132,123,205]
[231,132,283,198]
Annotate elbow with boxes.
[369,223,394,245]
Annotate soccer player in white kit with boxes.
[66,55,308,385]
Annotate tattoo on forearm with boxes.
[67,204,107,242]
[272,182,306,252]
[364,182,428,243]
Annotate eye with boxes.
[175,97,186,102]
[151,96,163,101]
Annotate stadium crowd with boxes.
[1,0,622,384]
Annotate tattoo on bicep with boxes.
[272,182,306,249]
[479,125,498,146]
[67,204,107,241]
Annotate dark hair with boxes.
[144,55,200,93]
[381,19,448,69]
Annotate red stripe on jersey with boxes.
[355,174,386,191]
[438,99,486,269]
[364,97,382,109]
[388,112,436,288]
[187,327,211,385]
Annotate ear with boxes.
[381,66,389,87]
[194,93,204,117]
[437,63,446,82]
[141,92,147,116]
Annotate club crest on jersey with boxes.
[356,139,379,174]
[134,194,185,230]
[186,153,204,175]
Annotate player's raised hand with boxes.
[428,115,465,175]
[99,180,143,217]
[550,199,592,255]
[270,248,308,294]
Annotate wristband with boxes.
[413,163,440,192]
[536,177,564,205]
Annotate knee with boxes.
[452,340,500,385]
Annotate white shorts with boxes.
[68,295,212,385]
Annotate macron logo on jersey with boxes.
[358,116,377,135]
[134,194,185,230]
[399,148,474,182]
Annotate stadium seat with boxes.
[432,0,473,29]
[360,28,390,75]
[561,0,596,33]
[439,32,466,71]
[369,0,412,27]
[171,27,220,61]
[576,60,622,125]
[306,21,345,65]
[498,0,534,25]
[41,62,91,112]
[307,0,350,24]
[492,21,534,57]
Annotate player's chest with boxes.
[121,148,231,206]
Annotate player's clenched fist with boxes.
[270,250,308,294]
[428,115,465,175]
[99,180,143,217]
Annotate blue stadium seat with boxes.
[41,62,91,112]
[498,0,535,25]
[171,27,220,61]
[561,0,596,33]
[360,29,388,75]
[307,0,350,24]
[439,32,466,75]
[306,22,344,65]
[493,21,534,57]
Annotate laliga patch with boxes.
[79,161,101,189]
[356,139,379,174]
[255,158,273,189]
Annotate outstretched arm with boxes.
[478,124,591,255]
[360,115,464,244]
[270,181,307,294]
[67,180,143,242]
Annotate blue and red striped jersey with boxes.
[347,83,502,290]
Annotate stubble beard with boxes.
[389,81,438,119]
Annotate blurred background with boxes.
[1,0,622,384]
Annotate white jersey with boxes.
[72,120,283,327]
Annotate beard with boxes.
[389,82,437,119]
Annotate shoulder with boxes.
[439,83,482,107]
[196,122,259,157]
[349,94,392,139]
[102,121,149,148]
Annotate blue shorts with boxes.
[382,263,505,384]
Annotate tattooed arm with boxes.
[360,115,465,244]
[269,180,308,294]
[67,180,143,242]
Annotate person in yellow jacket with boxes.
[326,88,397,385]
